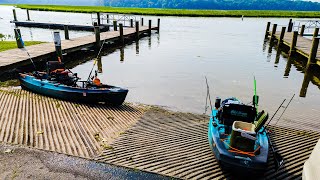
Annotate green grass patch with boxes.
[0,79,20,87]
[16,4,320,18]
[0,41,43,52]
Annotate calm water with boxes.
[0,6,319,131]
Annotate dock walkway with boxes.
[275,31,320,66]
[0,26,157,71]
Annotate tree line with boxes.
[104,0,320,11]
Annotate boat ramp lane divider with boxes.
[0,88,147,158]
[95,108,320,179]
[0,25,158,71]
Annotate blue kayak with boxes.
[208,97,269,173]
[19,73,128,106]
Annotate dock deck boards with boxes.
[274,31,320,66]
[0,26,157,70]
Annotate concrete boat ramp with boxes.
[0,88,319,179]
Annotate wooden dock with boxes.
[265,21,320,69]
[0,25,158,71]
[11,20,110,32]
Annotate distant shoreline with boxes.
[13,4,320,18]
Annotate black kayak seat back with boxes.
[254,111,269,132]
[47,61,65,72]
[221,104,257,126]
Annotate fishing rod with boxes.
[14,29,37,70]
[274,94,295,126]
[86,38,107,83]
[205,76,214,117]
[262,99,286,132]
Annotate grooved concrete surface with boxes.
[96,108,320,179]
[0,88,145,158]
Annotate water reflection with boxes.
[274,48,281,67]
[120,48,124,62]
[97,56,103,73]
[148,37,151,49]
[135,41,139,55]
[300,70,312,97]
[267,39,320,97]
[284,57,293,77]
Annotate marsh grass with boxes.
[16,4,320,18]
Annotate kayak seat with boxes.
[254,111,269,132]
[221,104,257,126]
[47,61,65,73]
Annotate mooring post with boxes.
[64,25,69,40]
[135,21,139,40]
[306,37,319,70]
[113,21,117,31]
[157,18,160,33]
[130,19,133,28]
[97,12,101,26]
[26,9,30,21]
[148,20,152,36]
[278,26,286,47]
[13,9,17,21]
[288,19,293,32]
[289,31,298,56]
[141,18,144,26]
[270,24,277,40]
[94,26,101,49]
[106,14,109,24]
[300,25,305,36]
[14,28,24,48]
[313,27,319,38]
[264,22,271,39]
[53,32,63,61]
[119,23,124,45]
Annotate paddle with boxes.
[86,39,107,84]
[14,29,37,71]
[267,132,284,171]
[262,99,287,172]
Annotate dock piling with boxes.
[306,37,319,70]
[119,23,124,45]
[26,10,30,21]
[157,18,160,33]
[14,29,24,48]
[94,26,101,49]
[141,18,144,26]
[300,25,305,36]
[313,28,319,38]
[64,25,69,40]
[97,12,101,26]
[270,24,277,40]
[113,21,117,31]
[288,19,293,32]
[106,14,109,24]
[135,21,139,39]
[130,19,133,28]
[13,9,17,21]
[53,32,63,61]
[265,22,271,39]
[148,20,152,36]
[289,31,298,56]
[278,26,286,47]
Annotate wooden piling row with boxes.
[119,23,124,45]
[265,20,320,69]
[64,25,69,40]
